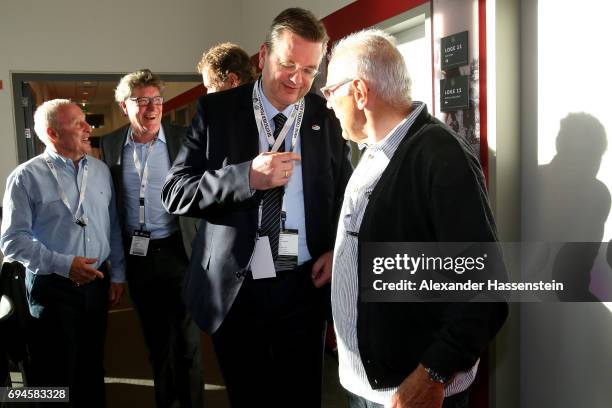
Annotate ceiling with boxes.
[28,80,200,106]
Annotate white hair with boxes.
[33,99,73,146]
[329,29,412,109]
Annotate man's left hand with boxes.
[109,282,126,306]
[311,251,333,287]
[390,364,444,408]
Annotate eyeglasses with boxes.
[273,51,320,79]
[127,96,164,107]
[320,78,354,101]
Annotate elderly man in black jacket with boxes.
[323,29,508,408]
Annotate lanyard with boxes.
[130,132,157,227]
[256,201,290,235]
[252,79,305,153]
[43,153,89,226]
[253,80,305,232]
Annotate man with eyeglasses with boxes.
[162,8,352,408]
[324,30,508,408]
[100,69,204,408]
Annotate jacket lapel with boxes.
[113,126,129,167]
[240,83,260,159]
[298,95,323,228]
[164,123,182,162]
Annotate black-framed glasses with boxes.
[320,78,354,101]
[127,96,164,107]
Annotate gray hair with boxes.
[329,29,412,109]
[33,99,74,146]
[265,8,328,54]
[114,69,164,103]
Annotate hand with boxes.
[249,152,301,190]
[109,282,126,306]
[311,251,333,288]
[390,364,444,408]
[69,256,104,285]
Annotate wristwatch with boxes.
[424,366,449,384]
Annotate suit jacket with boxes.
[99,122,198,257]
[355,107,508,389]
[162,83,352,333]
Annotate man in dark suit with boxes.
[323,30,507,408]
[162,8,352,408]
[100,69,203,408]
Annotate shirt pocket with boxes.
[94,186,112,206]
[33,192,69,223]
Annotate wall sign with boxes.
[440,76,469,112]
[441,31,469,70]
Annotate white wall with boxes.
[489,0,521,406]
[0,0,355,193]
[0,0,242,192]
[520,1,612,407]
[238,0,355,54]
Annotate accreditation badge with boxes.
[129,230,151,256]
[275,229,299,271]
[251,236,277,279]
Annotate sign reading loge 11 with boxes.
[441,31,469,70]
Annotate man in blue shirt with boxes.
[100,69,203,408]
[1,99,126,407]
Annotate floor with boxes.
[102,294,348,407]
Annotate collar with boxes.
[258,80,295,125]
[367,101,425,150]
[44,147,87,167]
[124,125,166,146]
[361,101,426,160]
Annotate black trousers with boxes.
[212,261,327,408]
[28,268,110,408]
[126,234,204,408]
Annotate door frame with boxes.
[11,72,199,164]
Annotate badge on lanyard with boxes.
[129,229,151,256]
[129,135,156,257]
[275,211,298,271]
[250,236,277,279]
[276,230,299,271]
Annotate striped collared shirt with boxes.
[331,102,478,406]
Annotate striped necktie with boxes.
[259,113,288,260]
